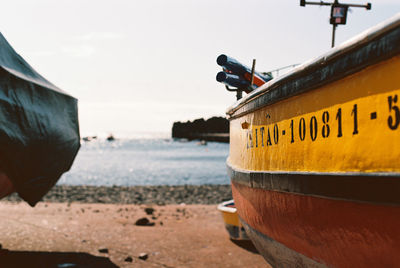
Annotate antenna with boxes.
[300,0,371,47]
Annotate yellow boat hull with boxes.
[230,55,400,174]
[226,14,400,268]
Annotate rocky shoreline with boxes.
[172,117,229,142]
[4,184,233,205]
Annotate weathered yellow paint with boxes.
[229,55,400,173]
[221,210,241,227]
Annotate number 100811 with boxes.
[247,94,400,148]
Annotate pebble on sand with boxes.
[144,207,155,215]
[98,248,109,254]
[135,217,155,226]
[139,253,148,260]
[124,256,133,262]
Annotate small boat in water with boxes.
[0,33,80,206]
[225,14,400,267]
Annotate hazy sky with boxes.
[1,0,399,137]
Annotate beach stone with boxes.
[3,184,233,205]
[124,256,133,262]
[144,207,155,215]
[138,253,148,260]
[135,217,155,226]
[98,248,109,254]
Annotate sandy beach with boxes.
[0,185,269,268]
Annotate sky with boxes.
[1,0,399,137]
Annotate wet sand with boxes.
[0,186,269,268]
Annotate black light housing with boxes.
[299,0,371,47]
[330,4,348,25]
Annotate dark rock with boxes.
[172,116,229,142]
[138,253,148,260]
[98,248,109,254]
[135,217,155,226]
[144,207,155,215]
[124,256,133,262]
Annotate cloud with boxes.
[77,100,226,134]
[78,32,125,41]
[60,32,125,58]
[61,45,95,58]
[379,0,400,3]
[26,51,56,57]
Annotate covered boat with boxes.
[226,14,400,267]
[0,33,80,206]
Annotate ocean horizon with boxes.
[58,135,230,187]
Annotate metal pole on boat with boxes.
[250,59,256,87]
[332,24,337,47]
[300,0,371,48]
[224,85,243,100]
[236,90,242,100]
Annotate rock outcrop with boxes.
[172,117,229,142]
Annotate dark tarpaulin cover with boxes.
[0,32,80,206]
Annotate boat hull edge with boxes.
[240,218,326,268]
[231,178,400,268]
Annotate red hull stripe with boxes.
[232,181,400,268]
[228,163,400,205]
[243,72,266,87]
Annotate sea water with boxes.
[58,137,230,186]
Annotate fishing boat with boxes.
[0,33,80,206]
[225,14,400,267]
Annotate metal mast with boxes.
[300,0,371,47]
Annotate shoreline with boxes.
[4,184,233,205]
